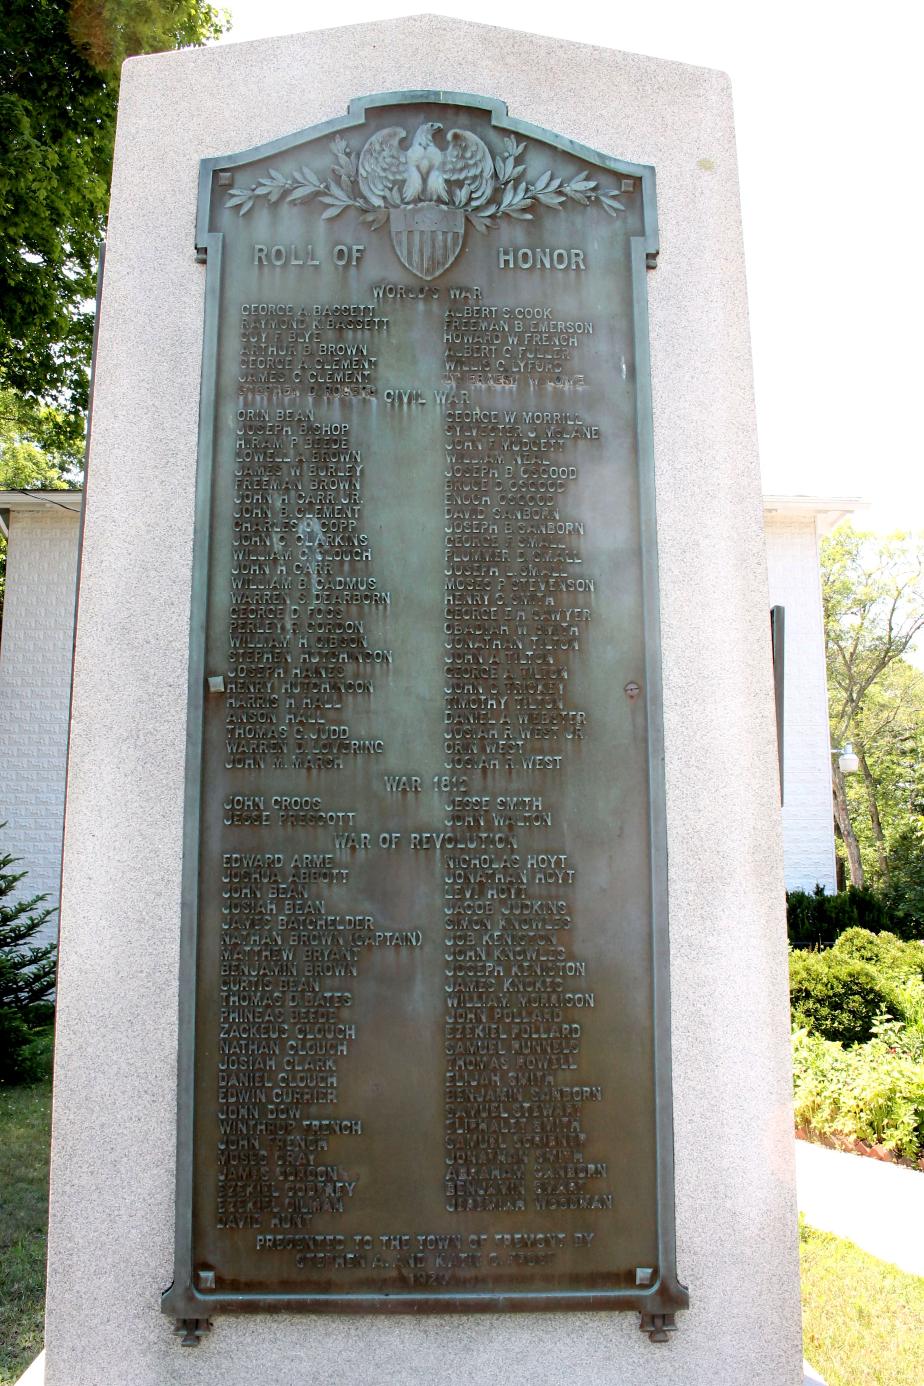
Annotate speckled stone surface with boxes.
[45,15,802,1385]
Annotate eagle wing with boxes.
[357,127,408,207]
[443,130,495,208]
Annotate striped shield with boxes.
[389,204,465,281]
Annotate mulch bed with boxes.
[796,1128,924,1172]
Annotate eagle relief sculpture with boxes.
[225,120,631,282]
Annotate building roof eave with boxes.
[762,494,868,536]
[0,490,84,538]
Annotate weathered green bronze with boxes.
[163,91,686,1342]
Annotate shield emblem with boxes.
[389,203,465,281]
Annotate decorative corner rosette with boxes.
[224,123,632,281]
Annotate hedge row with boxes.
[787,885,890,946]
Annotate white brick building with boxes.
[0,492,82,947]
[0,489,857,937]
[764,496,862,893]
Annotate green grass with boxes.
[801,1221,924,1386]
[0,1077,52,1386]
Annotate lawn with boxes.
[0,1079,51,1386]
[800,1220,924,1386]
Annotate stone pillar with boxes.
[45,18,801,1384]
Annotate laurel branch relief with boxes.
[224,125,629,233]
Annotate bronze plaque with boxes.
[164,92,686,1339]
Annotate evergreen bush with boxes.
[831,928,924,983]
[789,950,900,1045]
[0,845,56,1084]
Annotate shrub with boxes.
[786,884,891,948]
[792,1027,924,1160]
[0,1011,52,1085]
[0,845,56,1085]
[789,950,900,1044]
[0,1007,33,1085]
[832,928,924,984]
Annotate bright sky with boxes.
[217,2,923,534]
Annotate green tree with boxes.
[822,526,924,890]
[0,846,56,1084]
[885,822,924,937]
[0,0,227,425]
[848,661,924,883]
[0,389,78,488]
[0,388,76,623]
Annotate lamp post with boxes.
[831,743,861,889]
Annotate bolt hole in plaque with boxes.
[163,92,686,1344]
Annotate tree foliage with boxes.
[0,0,227,423]
[0,388,78,487]
[885,822,924,940]
[0,387,76,622]
[822,525,924,913]
[0,846,56,1085]
[824,527,924,743]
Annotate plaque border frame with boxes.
[162,89,687,1337]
